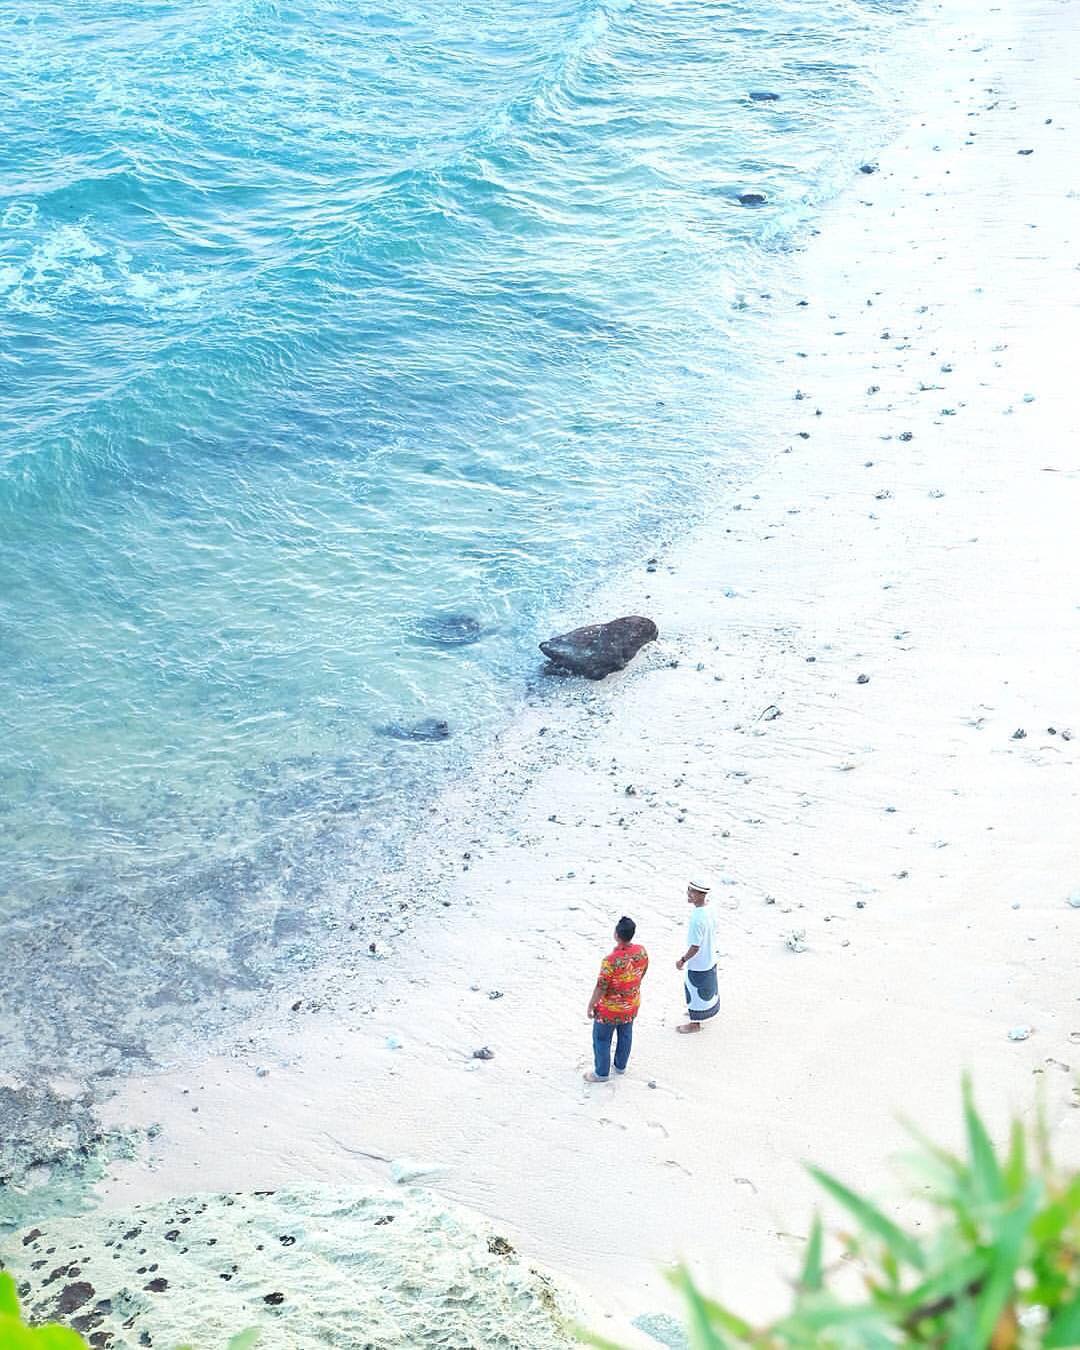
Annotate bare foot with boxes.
[583,1071,610,1083]
[676,1023,701,1034]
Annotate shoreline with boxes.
[7,0,1080,1342]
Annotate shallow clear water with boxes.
[1,0,919,1075]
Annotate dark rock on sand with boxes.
[540,616,658,680]
[377,717,451,742]
[55,1281,95,1316]
[411,612,485,647]
[737,192,768,207]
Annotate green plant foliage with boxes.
[0,1272,258,1350]
[580,1079,1080,1348]
[0,1273,86,1350]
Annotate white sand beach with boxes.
[16,0,1080,1342]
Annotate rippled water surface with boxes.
[1,0,920,1074]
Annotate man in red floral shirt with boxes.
[584,916,649,1082]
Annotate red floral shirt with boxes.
[594,943,649,1024]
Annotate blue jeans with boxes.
[593,1019,633,1079]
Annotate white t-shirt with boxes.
[687,904,716,971]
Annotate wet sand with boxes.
[9,0,1080,1344]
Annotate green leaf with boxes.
[34,1328,89,1349]
[670,1268,730,1350]
[1003,1118,1027,1198]
[771,1294,892,1335]
[797,1214,824,1295]
[1046,1290,1080,1348]
[1034,1093,1055,1177]
[572,1327,626,1350]
[807,1166,925,1272]
[664,1267,754,1342]
[971,1186,1040,1343]
[0,1319,36,1350]
[0,1273,20,1319]
[897,1251,988,1326]
[962,1077,1003,1206]
[1032,1176,1080,1243]
[942,1297,980,1350]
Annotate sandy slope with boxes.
[77,0,1080,1342]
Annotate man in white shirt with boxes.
[675,881,719,1033]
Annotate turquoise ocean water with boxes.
[1,0,920,1079]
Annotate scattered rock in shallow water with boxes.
[377,717,451,742]
[410,612,485,647]
[1,1192,574,1348]
[785,930,807,953]
[899,431,914,442]
[856,674,870,685]
[748,90,780,101]
[859,163,878,174]
[1011,728,1027,740]
[473,1047,495,1061]
[540,616,658,680]
[1018,148,1034,155]
[737,192,768,207]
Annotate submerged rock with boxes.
[737,191,768,207]
[0,1083,136,1231]
[748,90,780,101]
[633,1310,691,1349]
[410,612,485,647]
[540,616,658,680]
[377,717,451,742]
